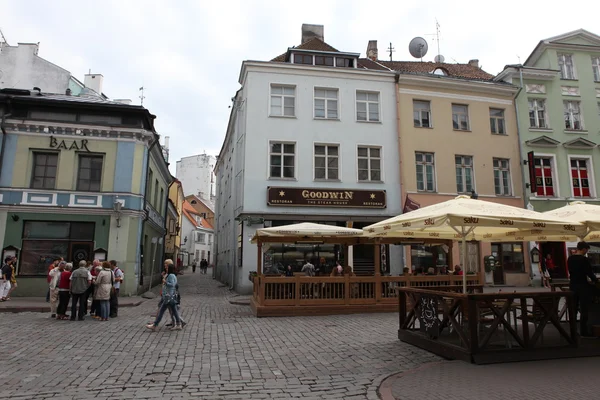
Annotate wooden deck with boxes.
[251,274,481,317]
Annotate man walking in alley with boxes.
[109,260,124,318]
[568,241,600,337]
[70,260,91,320]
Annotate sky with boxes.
[2,0,597,174]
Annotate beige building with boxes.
[372,59,530,285]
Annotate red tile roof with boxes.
[182,200,213,230]
[376,60,494,80]
[271,38,341,62]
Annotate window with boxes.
[564,101,583,130]
[293,54,312,65]
[314,88,338,119]
[159,188,164,212]
[455,155,474,194]
[336,58,353,68]
[77,155,103,191]
[153,179,159,206]
[491,243,525,272]
[558,53,575,79]
[493,158,511,196]
[357,146,381,181]
[593,57,600,82]
[489,108,506,134]
[314,144,339,180]
[196,232,206,243]
[452,104,469,130]
[269,142,295,179]
[31,152,58,189]
[534,157,555,197]
[415,152,435,192]
[356,91,380,122]
[571,159,591,197]
[528,99,547,128]
[270,85,295,117]
[147,169,153,199]
[315,56,334,66]
[413,100,431,128]
[208,234,212,245]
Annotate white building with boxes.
[214,24,403,294]
[181,200,214,265]
[176,153,216,201]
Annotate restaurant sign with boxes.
[267,187,386,209]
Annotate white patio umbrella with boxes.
[250,222,363,243]
[363,195,585,292]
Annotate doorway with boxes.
[540,242,567,279]
[69,242,94,264]
[490,243,505,285]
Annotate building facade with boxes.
[165,179,184,265]
[186,194,215,229]
[0,88,170,296]
[214,25,402,294]
[176,153,216,201]
[496,29,600,279]
[181,200,214,266]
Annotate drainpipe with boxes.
[394,73,408,268]
[139,136,159,287]
[0,98,14,183]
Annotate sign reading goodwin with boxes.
[267,187,386,209]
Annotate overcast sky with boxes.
[2,0,597,174]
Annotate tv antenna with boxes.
[139,86,145,106]
[426,19,445,63]
[387,42,395,61]
[408,37,428,61]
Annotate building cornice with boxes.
[397,74,518,97]
[495,66,558,83]
[0,204,145,217]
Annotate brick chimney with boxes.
[84,73,104,94]
[367,40,378,61]
[468,59,479,68]
[301,24,324,43]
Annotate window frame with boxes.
[491,242,525,273]
[558,53,576,80]
[313,87,339,120]
[489,108,506,135]
[357,145,383,183]
[76,154,104,192]
[415,152,436,192]
[268,140,296,180]
[493,158,512,196]
[413,100,432,128]
[528,98,548,129]
[313,143,340,181]
[568,155,596,198]
[533,154,559,198]
[355,90,380,122]
[30,151,59,190]
[455,155,475,194]
[563,100,584,131]
[451,104,470,131]
[593,56,600,82]
[269,84,296,118]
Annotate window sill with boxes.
[314,118,341,121]
[356,120,382,124]
[416,190,437,193]
[560,78,578,81]
[269,115,297,119]
[313,179,341,182]
[564,129,588,134]
[414,125,434,129]
[268,177,297,181]
[358,180,384,184]
[453,129,471,132]
[528,128,553,133]
[491,132,508,136]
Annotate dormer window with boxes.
[290,52,357,68]
[432,68,447,76]
[336,58,353,68]
[315,55,334,66]
[293,54,313,65]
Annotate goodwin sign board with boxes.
[267,187,386,209]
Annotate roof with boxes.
[271,37,342,62]
[0,88,148,109]
[182,200,213,230]
[524,29,600,67]
[374,60,494,80]
[185,194,215,213]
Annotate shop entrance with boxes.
[540,242,567,279]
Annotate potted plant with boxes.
[248,271,258,282]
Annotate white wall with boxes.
[181,215,214,264]
[176,154,216,198]
[0,43,71,92]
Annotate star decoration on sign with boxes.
[370,193,376,199]
[279,191,285,197]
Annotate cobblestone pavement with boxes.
[0,270,438,400]
[384,357,600,400]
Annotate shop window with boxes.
[491,242,524,272]
[77,155,103,191]
[410,245,448,273]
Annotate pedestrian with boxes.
[192,260,197,273]
[56,263,73,320]
[93,261,114,322]
[146,261,182,331]
[166,282,187,328]
[46,257,61,302]
[48,261,65,318]
[89,259,101,317]
[540,254,552,289]
[109,260,124,318]
[1,256,14,301]
[7,257,18,299]
[70,260,91,321]
[568,241,600,338]
[202,258,208,274]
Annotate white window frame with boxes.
[451,104,470,131]
[313,143,340,181]
[268,141,296,180]
[357,145,383,182]
[455,155,475,194]
[493,158,512,196]
[533,153,559,198]
[415,152,436,192]
[568,155,596,199]
[528,98,548,129]
[269,84,296,117]
[413,100,432,128]
[563,100,584,130]
[489,108,506,135]
[558,53,576,80]
[314,87,339,120]
[355,91,380,122]
[593,56,600,82]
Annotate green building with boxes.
[496,29,600,276]
[0,88,171,296]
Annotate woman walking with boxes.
[93,261,114,321]
[146,262,182,331]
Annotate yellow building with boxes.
[165,178,184,265]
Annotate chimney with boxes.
[367,40,378,61]
[301,24,324,43]
[164,136,170,150]
[84,73,104,94]
[468,59,479,68]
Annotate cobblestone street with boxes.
[0,270,438,400]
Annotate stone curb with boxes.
[0,299,146,313]
[377,361,447,400]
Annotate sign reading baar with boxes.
[267,187,386,208]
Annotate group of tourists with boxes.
[1,255,18,301]
[47,258,123,321]
[192,258,209,274]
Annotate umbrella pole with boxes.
[462,233,467,294]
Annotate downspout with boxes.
[0,98,14,182]
[139,136,159,286]
[394,73,408,268]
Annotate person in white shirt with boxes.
[109,260,124,318]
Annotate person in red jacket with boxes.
[56,262,73,320]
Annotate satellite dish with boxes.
[408,37,428,59]
[434,54,445,63]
